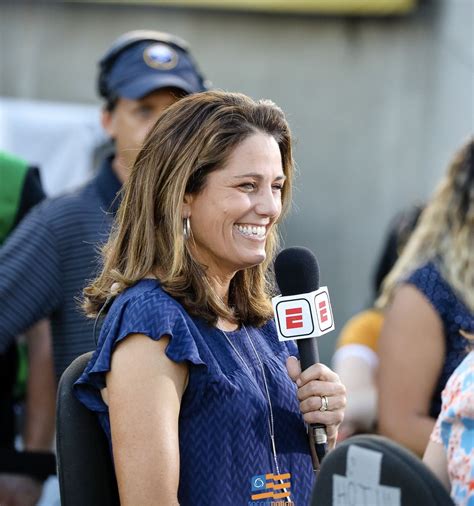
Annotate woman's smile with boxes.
[233,223,268,241]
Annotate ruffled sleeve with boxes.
[74,288,206,414]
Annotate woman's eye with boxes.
[272,184,284,191]
[240,182,256,191]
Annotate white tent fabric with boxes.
[0,97,107,197]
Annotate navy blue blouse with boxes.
[405,262,473,418]
[74,279,315,505]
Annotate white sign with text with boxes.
[332,446,401,506]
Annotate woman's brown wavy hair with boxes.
[83,91,294,326]
[377,137,474,311]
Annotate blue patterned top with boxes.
[74,279,315,505]
[405,262,474,418]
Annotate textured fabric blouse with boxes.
[74,279,315,505]
[405,262,474,418]
[430,351,474,506]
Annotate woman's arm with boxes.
[106,333,189,506]
[332,309,381,438]
[334,353,377,438]
[423,440,450,491]
[377,285,445,456]
[24,319,56,452]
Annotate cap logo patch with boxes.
[143,43,178,70]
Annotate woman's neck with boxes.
[208,273,233,306]
[208,273,241,332]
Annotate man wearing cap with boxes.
[0,29,207,377]
[98,30,208,183]
[0,31,207,505]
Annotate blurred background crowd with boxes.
[0,0,472,504]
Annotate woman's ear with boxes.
[182,194,193,219]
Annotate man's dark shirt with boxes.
[0,157,121,379]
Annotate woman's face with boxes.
[184,131,286,280]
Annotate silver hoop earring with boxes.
[183,217,191,240]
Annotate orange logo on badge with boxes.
[250,472,292,502]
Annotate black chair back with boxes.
[311,434,454,506]
[56,352,120,506]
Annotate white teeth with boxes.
[235,224,266,237]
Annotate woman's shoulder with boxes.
[109,279,182,317]
[99,279,193,344]
[405,261,442,286]
[113,278,177,307]
[78,280,206,382]
[404,262,455,310]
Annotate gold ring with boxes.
[319,395,329,412]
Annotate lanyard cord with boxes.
[220,325,291,501]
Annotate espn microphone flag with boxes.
[272,286,335,342]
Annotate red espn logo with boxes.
[318,300,328,323]
[314,290,333,332]
[285,307,303,329]
[275,298,314,338]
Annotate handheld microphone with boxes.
[274,246,330,465]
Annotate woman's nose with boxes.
[255,187,281,218]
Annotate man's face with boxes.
[102,88,182,180]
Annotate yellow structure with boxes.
[72,0,417,15]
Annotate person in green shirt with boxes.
[0,151,56,506]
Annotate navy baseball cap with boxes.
[100,36,208,100]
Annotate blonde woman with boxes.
[74,91,346,506]
[377,138,474,456]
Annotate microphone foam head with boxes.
[274,247,320,296]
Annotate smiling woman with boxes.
[183,132,285,292]
[86,91,294,328]
[74,91,346,506]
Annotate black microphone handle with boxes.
[297,338,328,466]
[297,338,320,370]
